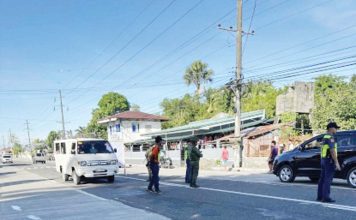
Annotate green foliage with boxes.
[86,92,130,139]
[161,94,203,129]
[161,88,235,129]
[184,60,214,94]
[46,131,60,151]
[312,74,356,132]
[242,81,283,118]
[12,143,23,156]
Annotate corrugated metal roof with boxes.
[143,110,266,137]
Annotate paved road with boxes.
[1,160,356,220]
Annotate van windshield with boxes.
[77,141,114,154]
[3,155,11,158]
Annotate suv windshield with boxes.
[77,141,114,154]
[36,153,43,157]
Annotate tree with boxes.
[12,143,23,156]
[311,74,356,132]
[130,104,140,111]
[46,131,60,152]
[184,60,214,94]
[75,126,87,138]
[86,92,130,139]
[161,94,202,128]
[241,81,284,118]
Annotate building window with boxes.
[132,122,139,133]
[115,123,121,132]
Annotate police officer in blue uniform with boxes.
[317,122,341,203]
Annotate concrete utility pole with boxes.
[25,120,32,151]
[235,0,243,167]
[8,129,13,147]
[59,90,66,139]
[2,135,5,149]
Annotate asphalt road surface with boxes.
[1,160,355,220]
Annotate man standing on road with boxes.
[317,122,341,203]
[147,136,162,193]
[268,141,278,173]
[189,139,203,188]
[184,142,192,184]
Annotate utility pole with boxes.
[235,0,243,168]
[25,120,32,151]
[59,90,66,139]
[8,129,13,147]
[2,135,5,149]
[219,0,254,168]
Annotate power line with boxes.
[245,23,356,66]
[65,0,177,96]
[63,0,155,89]
[242,0,257,55]
[255,0,334,31]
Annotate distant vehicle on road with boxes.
[32,152,46,164]
[54,138,119,185]
[273,130,356,188]
[1,153,13,163]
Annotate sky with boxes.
[1,0,356,145]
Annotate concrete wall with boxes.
[276,82,314,115]
[124,150,182,167]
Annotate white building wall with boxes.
[105,119,162,165]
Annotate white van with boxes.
[1,153,13,163]
[54,138,119,185]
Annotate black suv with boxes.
[273,130,356,188]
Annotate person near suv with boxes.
[317,122,341,203]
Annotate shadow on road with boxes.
[0,171,17,176]
[0,179,47,187]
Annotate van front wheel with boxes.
[72,170,81,185]
[62,172,69,182]
[107,175,115,183]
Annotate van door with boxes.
[294,135,323,177]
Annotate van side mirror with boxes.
[114,148,117,153]
[71,150,76,155]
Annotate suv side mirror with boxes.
[114,148,117,153]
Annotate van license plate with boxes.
[93,169,107,173]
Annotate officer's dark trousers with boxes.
[185,159,191,183]
[148,163,160,191]
[317,158,335,200]
[190,161,199,186]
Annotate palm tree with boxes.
[184,60,214,95]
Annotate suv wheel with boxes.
[62,172,69,182]
[279,165,295,182]
[72,170,81,185]
[309,177,319,183]
[347,166,356,188]
[107,175,115,183]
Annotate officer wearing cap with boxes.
[317,122,341,203]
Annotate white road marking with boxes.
[121,176,356,213]
[75,189,108,201]
[11,205,22,211]
[27,215,41,220]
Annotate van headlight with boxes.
[110,160,118,165]
[78,161,87,166]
